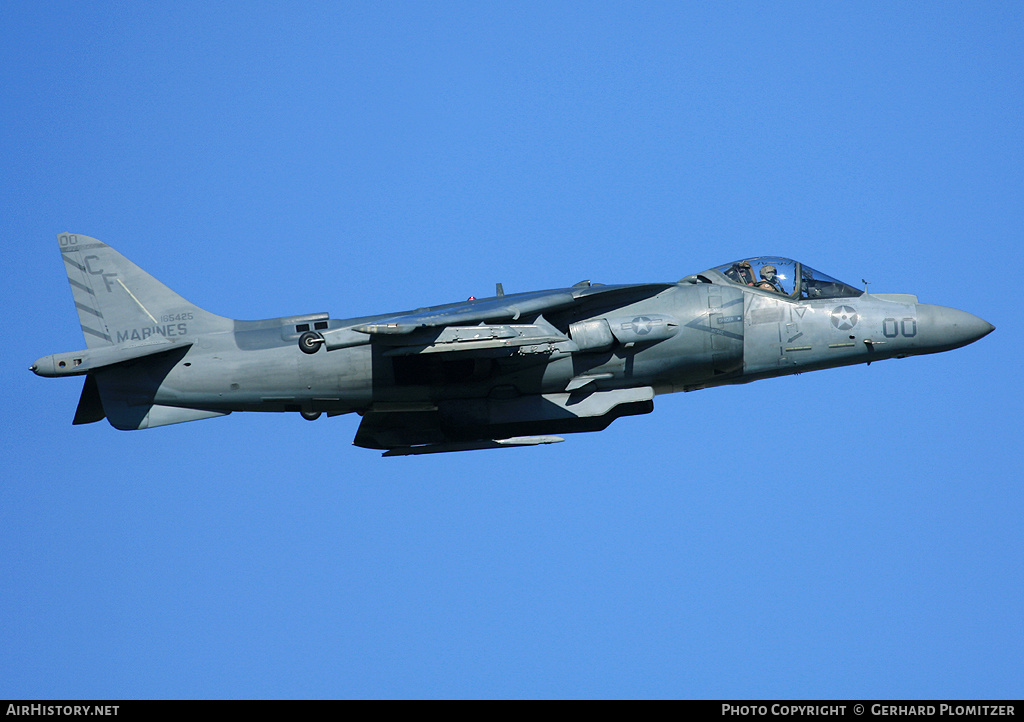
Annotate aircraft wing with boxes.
[354,387,656,455]
[353,283,673,335]
[342,283,672,454]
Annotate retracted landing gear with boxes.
[298,331,324,354]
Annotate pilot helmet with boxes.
[761,264,777,278]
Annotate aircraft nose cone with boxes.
[915,304,994,352]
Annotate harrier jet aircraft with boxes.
[32,234,994,456]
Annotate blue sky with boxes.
[2,2,1021,699]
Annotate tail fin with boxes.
[58,233,233,348]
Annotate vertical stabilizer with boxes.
[57,233,234,348]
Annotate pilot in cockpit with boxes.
[755,264,784,294]
[726,261,756,286]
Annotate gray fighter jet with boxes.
[32,234,993,456]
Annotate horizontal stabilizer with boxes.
[32,341,193,378]
[90,355,228,430]
[102,401,229,430]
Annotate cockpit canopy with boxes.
[711,257,862,300]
